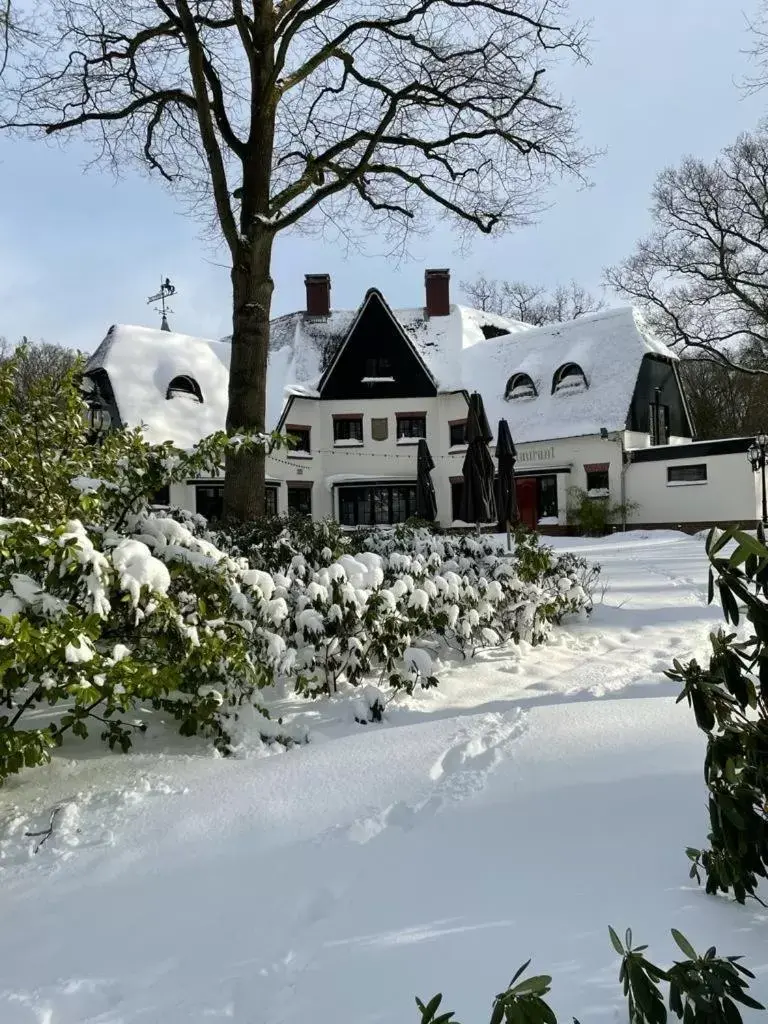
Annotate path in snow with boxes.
[1,531,765,1024]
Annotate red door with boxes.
[516,478,538,530]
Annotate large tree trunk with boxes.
[223,229,275,522]
[222,0,276,524]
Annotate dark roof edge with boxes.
[626,437,755,463]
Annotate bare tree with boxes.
[461,274,604,323]
[743,0,768,94]
[0,0,591,521]
[679,352,768,440]
[604,131,768,376]
[0,336,79,401]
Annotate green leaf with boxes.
[670,929,698,960]
[510,976,552,996]
[510,960,533,987]
[719,583,740,626]
[421,993,443,1022]
[609,926,624,954]
[490,998,505,1024]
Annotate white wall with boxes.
[173,406,756,531]
[625,452,758,525]
[265,392,471,524]
[513,434,626,525]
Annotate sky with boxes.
[0,0,766,353]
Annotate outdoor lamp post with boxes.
[747,433,768,526]
[85,401,110,444]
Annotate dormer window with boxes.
[166,375,203,403]
[552,363,588,395]
[361,356,395,384]
[504,373,537,400]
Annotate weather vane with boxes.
[147,276,177,331]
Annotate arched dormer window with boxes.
[552,362,588,395]
[504,372,537,400]
[166,375,203,403]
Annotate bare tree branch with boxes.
[605,131,768,377]
[460,274,605,323]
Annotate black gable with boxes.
[625,354,693,439]
[320,291,437,400]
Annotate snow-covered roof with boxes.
[464,307,678,444]
[396,303,531,391]
[87,303,530,446]
[87,303,674,450]
[87,324,231,449]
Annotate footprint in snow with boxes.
[347,711,527,844]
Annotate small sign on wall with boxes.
[371,417,389,441]
[518,445,556,464]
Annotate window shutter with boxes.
[371,417,389,441]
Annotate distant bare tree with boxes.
[605,131,768,377]
[0,337,79,401]
[743,1,768,94]
[679,355,765,440]
[0,0,592,521]
[461,274,605,324]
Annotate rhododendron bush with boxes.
[217,520,597,701]
[0,350,287,783]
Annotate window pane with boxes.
[290,428,310,452]
[335,418,363,442]
[288,487,312,517]
[449,422,467,447]
[668,464,707,483]
[339,489,355,526]
[374,487,390,524]
[357,488,372,524]
[397,416,426,439]
[586,469,609,491]
[537,476,558,518]
[196,484,224,522]
[265,487,278,518]
[406,486,417,519]
[391,486,407,522]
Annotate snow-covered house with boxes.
[84,270,760,531]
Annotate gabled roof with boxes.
[316,288,439,395]
[465,306,678,444]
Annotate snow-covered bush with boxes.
[223,520,596,699]
[0,350,291,783]
[214,515,350,574]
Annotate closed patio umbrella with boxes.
[415,438,438,522]
[496,418,518,532]
[460,392,497,525]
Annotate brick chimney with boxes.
[424,268,450,318]
[305,273,331,317]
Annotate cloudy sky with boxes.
[0,0,765,352]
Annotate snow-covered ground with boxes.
[1,531,767,1023]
